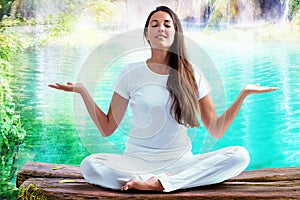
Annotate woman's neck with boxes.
[147,49,170,75]
[148,49,169,65]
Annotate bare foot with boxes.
[121,176,164,191]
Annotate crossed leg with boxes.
[81,146,249,192]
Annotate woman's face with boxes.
[146,11,176,50]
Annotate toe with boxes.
[121,179,135,191]
[121,183,129,191]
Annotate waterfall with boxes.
[281,0,290,22]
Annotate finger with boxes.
[51,83,68,90]
[55,83,69,89]
[268,87,279,92]
[67,82,73,85]
[261,86,278,90]
[48,84,59,89]
[56,83,63,86]
[259,87,279,92]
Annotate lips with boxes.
[155,34,167,38]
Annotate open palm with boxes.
[243,84,278,95]
[48,82,83,93]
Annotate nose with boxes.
[158,23,164,32]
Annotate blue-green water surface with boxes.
[14,37,300,171]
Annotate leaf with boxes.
[52,166,65,170]
[58,179,76,184]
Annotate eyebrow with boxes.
[150,19,172,23]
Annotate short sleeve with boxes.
[112,65,130,99]
[193,66,212,100]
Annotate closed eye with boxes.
[151,24,171,28]
[150,19,173,28]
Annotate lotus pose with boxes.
[49,6,277,192]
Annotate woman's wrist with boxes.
[74,83,85,94]
[239,89,249,100]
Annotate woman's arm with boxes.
[48,82,129,137]
[199,84,278,139]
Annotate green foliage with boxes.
[0,0,13,20]
[289,0,300,19]
[0,60,26,198]
[0,30,24,60]
[0,59,26,197]
[0,26,29,199]
[85,0,117,22]
[289,0,300,26]
[44,12,77,37]
[0,15,26,27]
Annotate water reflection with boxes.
[202,40,300,169]
[14,47,92,167]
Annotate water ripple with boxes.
[9,40,300,170]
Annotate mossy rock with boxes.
[17,184,47,200]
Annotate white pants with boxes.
[80,146,250,192]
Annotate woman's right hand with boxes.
[48,82,84,94]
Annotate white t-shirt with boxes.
[113,61,211,161]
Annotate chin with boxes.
[152,44,172,51]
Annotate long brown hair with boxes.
[144,6,200,127]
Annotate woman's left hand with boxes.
[242,84,278,96]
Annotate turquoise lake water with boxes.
[14,33,300,171]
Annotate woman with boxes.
[49,6,277,192]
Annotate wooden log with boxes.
[17,162,300,199]
[17,161,82,187]
[18,177,300,200]
[229,166,300,182]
